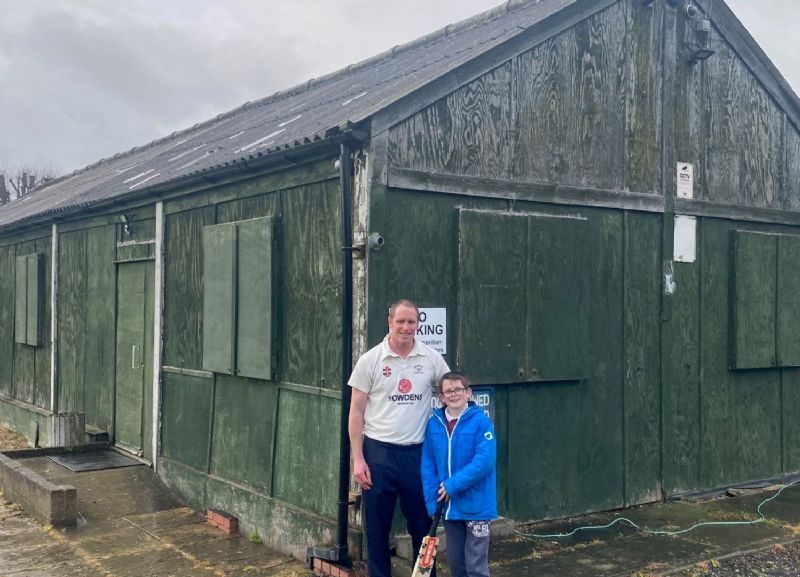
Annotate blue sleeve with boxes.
[443,415,496,497]
[421,421,440,517]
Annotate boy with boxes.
[421,371,497,577]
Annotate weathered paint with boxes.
[2,0,800,561]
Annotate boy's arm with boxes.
[442,416,496,497]
[421,423,441,516]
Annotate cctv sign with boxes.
[417,308,446,354]
[677,163,694,199]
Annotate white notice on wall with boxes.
[677,163,694,199]
[674,215,697,263]
[417,308,446,354]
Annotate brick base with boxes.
[206,509,239,534]
[311,557,354,577]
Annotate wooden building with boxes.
[2,0,800,559]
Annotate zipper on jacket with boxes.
[442,406,471,521]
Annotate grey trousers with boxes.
[443,520,491,577]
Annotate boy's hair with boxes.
[436,371,471,394]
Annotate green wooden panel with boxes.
[272,389,339,518]
[164,207,214,369]
[580,210,624,511]
[116,217,156,244]
[732,231,777,369]
[623,213,662,505]
[84,225,117,430]
[0,247,14,394]
[506,382,595,520]
[142,261,155,462]
[14,255,27,344]
[210,375,277,491]
[388,62,514,180]
[512,5,627,190]
[281,182,342,389]
[783,368,800,472]
[527,216,588,381]
[777,235,800,367]
[457,210,527,384]
[702,221,782,488]
[57,230,88,413]
[33,237,52,409]
[115,262,147,452]
[161,371,213,472]
[236,217,273,380]
[377,191,489,370]
[202,222,237,375]
[493,386,509,516]
[662,256,701,494]
[115,242,154,263]
[705,38,782,207]
[13,243,37,404]
[625,0,663,194]
[24,254,40,347]
[215,193,277,225]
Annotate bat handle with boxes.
[429,501,445,536]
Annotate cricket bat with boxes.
[411,501,445,577]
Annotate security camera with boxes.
[368,232,385,251]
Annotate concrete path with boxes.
[0,456,310,577]
[393,482,800,577]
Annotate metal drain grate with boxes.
[48,450,141,472]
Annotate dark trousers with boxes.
[363,437,432,577]
[443,520,491,577]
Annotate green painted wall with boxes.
[376,0,800,524]
[368,188,800,522]
[0,233,52,411]
[160,160,343,532]
[57,225,117,428]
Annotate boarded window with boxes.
[202,217,274,379]
[457,210,588,383]
[731,230,800,369]
[15,253,41,347]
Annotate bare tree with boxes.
[0,162,61,206]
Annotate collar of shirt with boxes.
[379,334,426,360]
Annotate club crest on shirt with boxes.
[414,364,424,375]
[382,366,392,377]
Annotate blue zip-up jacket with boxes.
[421,403,498,521]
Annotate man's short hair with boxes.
[436,371,471,394]
[388,299,419,320]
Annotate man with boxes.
[349,299,450,577]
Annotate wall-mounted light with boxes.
[119,213,136,235]
[687,46,716,65]
[686,9,715,66]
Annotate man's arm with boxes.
[349,388,372,490]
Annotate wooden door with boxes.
[114,261,154,458]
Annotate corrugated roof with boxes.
[0,0,573,230]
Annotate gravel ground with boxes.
[0,425,29,450]
[670,541,800,577]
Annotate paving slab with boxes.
[0,456,309,577]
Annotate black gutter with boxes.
[308,135,362,569]
[337,140,355,564]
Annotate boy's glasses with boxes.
[441,387,467,397]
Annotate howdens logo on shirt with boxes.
[389,393,423,402]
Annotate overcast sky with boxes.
[0,0,797,174]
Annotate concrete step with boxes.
[395,516,515,560]
[84,426,109,444]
